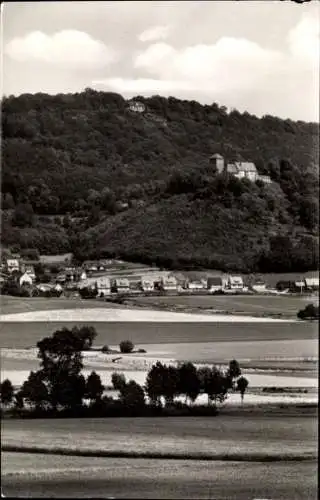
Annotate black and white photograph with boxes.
[0,0,318,498]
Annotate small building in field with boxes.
[113,278,130,294]
[227,275,244,291]
[19,272,33,286]
[96,277,111,296]
[304,277,319,291]
[6,259,20,273]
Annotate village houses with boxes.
[96,277,111,296]
[19,272,33,287]
[6,258,20,274]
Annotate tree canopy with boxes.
[1,91,318,272]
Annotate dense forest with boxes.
[1,89,319,272]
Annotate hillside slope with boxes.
[1,90,319,272]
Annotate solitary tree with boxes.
[72,325,97,350]
[36,328,85,410]
[237,376,249,403]
[0,379,14,407]
[119,340,134,353]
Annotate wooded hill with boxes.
[1,90,319,272]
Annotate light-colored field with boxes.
[2,414,317,458]
[0,306,299,323]
[2,453,317,499]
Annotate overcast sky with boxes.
[2,1,319,121]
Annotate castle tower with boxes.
[209,153,224,174]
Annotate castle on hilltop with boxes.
[209,154,272,184]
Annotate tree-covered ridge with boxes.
[1,90,319,272]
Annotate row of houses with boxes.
[81,274,251,296]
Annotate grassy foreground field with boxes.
[1,453,317,499]
[2,413,317,459]
[2,453,317,499]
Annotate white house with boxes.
[6,259,20,273]
[161,276,178,292]
[24,265,36,280]
[227,276,244,291]
[233,162,258,182]
[114,278,130,293]
[19,272,33,286]
[188,281,205,291]
[140,276,155,292]
[96,277,111,296]
[304,277,319,291]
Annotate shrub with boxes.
[297,303,319,320]
[119,340,134,353]
[101,344,110,353]
[137,348,147,353]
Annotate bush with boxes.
[119,340,134,353]
[137,348,147,353]
[297,303,319,320]
[101,344,110,353]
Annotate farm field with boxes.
[1,453,317,500]
[1,293,317,318]
[131,294,316,317]
[0,319,317,349]
[0,296,125,315]
[2,414,317,458]
[2,453,317,499]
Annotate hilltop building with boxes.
[209,154,272,184]
[128,100,146,113]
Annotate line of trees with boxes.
[0,327,249,418]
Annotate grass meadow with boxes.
[2,453,317,499]
[2,414,317,460]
